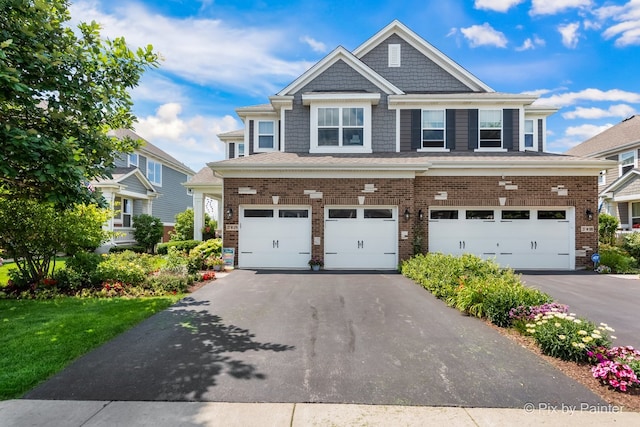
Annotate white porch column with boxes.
[216,196,224,235]
[102,190,115,242]
[193,191,204,241]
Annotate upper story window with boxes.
[422,110,445,149]
[479,109,502,149]
[620,151,636,176]
[310,104,371,153]
[128,153,138,167]
[257,121,275,150]
[237,143,245,157]
[146,159,162,186]
[524,119,534,149]
[598,170,606,186]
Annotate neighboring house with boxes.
[94,129,195,246]
[566,115,640,231]
[206,20,612,270]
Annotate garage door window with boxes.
[430,210,458,219]
[329,209,357,219]
[502,210,530,220]
[364,209,393,219]
[538,210,566,220]
[466,210,494,220]
[279,209,309,218]
[244,209,274,218]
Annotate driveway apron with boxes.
[26,270,605,407]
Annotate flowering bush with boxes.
[589,345,640,392]
[525,312,612,363]
[201,271,216,281]
[308,258,323,267]
[594,265,612,274]
[510,302,569,333]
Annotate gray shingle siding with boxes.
[152,165,192,224]
[121,175,148,194]
[114,153,128,168]
[284,59,396,153]
[360,34,474,93]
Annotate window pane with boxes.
[480,129,501,147]
[343,128,363,145]
[621,151,635,166]
[538,210,566,220]
[318,108,339,126]
[525,134,534,148]
[238,143,245,155]
[279,210,309,218]
[632,202,640,217]
[430,210,458,219]
[258,135,274,148]
[258,121,274,134]
[244,209,274,218]
[423,130,444,141]
[318,128,339,146]
[480,110,502,128]
[422,110,444,128]
[343,108,363,126]
[329,209,357,219]
[502,210,530,220]
[524,120,534,133]
[466,210,494,219]
[364,209,393,219]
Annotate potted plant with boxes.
[308,257,323,271]
[205,255,225,271]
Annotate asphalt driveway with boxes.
[521,271,640,348]
[26,270,604,407]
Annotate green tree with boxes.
[171,208,217,241]
[132,214,164,253]
[0,0,159,205]
[598,213,619,245]
[0,198,110,285]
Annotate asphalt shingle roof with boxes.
[565,115,640,157]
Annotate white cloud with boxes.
[558,22,581,48]
[562,104,637,119]
[565,123,614,138]
[537,88,640,107]
[69,1,315,95]
[474,0,524,12]
[134,103,241,170]
[515,35,546,51]
[460,23,508,48]
[300,36,327,53]
[530,0,592,16]
[594,1,640,46]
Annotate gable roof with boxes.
[276,46,403,96]
[601,168,640,195]
[565,115,640,158]
[92,166,157,194]
[110,128,195,176]
[353,20,493,93]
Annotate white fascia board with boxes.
[610,194,640,202]
[268,95,294,111]
[353,20,493,93]
[388,93,538,109]
[277,46,403,96]
[302,92,381,106]
[524,105,558,117]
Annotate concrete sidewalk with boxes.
[1,400,638,427]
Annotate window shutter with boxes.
[468,109,478,150]
[229,143,235,159]
[411,109,421,150]
[446,109,455,150]
[503,109,514,150]
[248,120,255,155]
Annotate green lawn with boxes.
[0,258,67,286]
[0,296,182,400]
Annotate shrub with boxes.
[599,213,619,245]
[590,346,640,392]
[157,240,201,255]
[483,282,551,328]
[64,251,103,287]
[525,313,612,363]
[132,214,164,253]
[52,267,85,292]
[144,270,191,294]
[162,247,189,275]
[623,232,640,261]
[109,245,146,254]
[187,239,223,273]
[599,244,636,273]
[95,251,158,286]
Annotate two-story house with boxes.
[566,115,640,231]
[94,129,195,247]
[208,20,612,270]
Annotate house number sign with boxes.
[225,224,239,231]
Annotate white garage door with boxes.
[428,207,574,270]
[238,206,311,269]
[324,206,398,269]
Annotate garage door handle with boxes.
[500,252,512,255]
[326,252,337,255]
[384,252,396,255]
[299,252,310,255]
[459,241,465,249]
[558,253,569,255]
[241,251,253,254]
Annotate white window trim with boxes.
[128,153,139,167]
[524,119,536,151]
[419,109,449,152]
[309,102,372,154]
[113,196,133,226]
[598,170,607,186]
[619,151,636,177]
[236,142,246,158]
[146,159,162,187]
[476,109,503,151]
[254,120,277,153]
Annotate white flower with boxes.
[577,330,588,335]
[554,323,561,328]
[591,333,601,339]
[611,336,617,340]
[578,343,586,349]
[558,335,566,340]
[573,319,582,324]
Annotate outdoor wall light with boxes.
[418,209,424,221]
[404,208,411,221]
[586,209,594,221]
[226,207,233,220]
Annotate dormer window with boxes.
[620,151,636,176]
[318,107,364,147]
[128,153,138,167]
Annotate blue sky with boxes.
[70,0,640,172]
